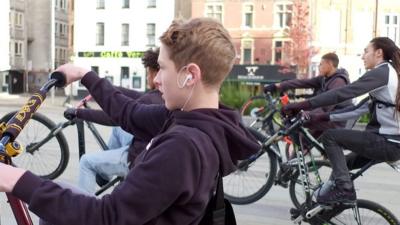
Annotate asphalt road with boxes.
[0,99,399,225]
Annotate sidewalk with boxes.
[0,92,71,109]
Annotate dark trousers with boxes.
[321,129,400,188]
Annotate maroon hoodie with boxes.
[12,71,260,225]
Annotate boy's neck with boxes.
[183,90,219,111]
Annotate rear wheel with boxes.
[223,127,278,204]
[1,111,69,179]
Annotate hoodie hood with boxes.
[169,105,260,176]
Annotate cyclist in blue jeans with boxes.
[64,48,163,193]
[282,37,400,204]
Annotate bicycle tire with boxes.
[0,111,70,180]
[314,199,400,225]
[223,127,278,205]
[289,160,331,208]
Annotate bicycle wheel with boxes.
[223,127,278,205]
[289,160,331,208]
[315,199,399,225]
[0,111,70,180]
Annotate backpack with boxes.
[198,172,237,225]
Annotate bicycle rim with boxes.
[318,199,399,225]
[1,111,69,179]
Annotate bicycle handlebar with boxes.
[1,72,66,144]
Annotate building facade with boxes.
[310,0,400,82]
[72,0,175,96]
[0,0,72,93]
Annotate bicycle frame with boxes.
[0,76,63,225]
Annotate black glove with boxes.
[281,101,312,116]
[301,111,330,123]
[263,83,277,94]
[64,108,77,120]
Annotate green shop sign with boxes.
[77,51,144,58]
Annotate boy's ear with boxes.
[186,63,202,84]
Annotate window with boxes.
[122,0,129,8]
[242,40,253,64]
[275,3,292,28]
[319,10,340,45]
[121,24,129,46]
[244,5,253,28]
[14,41,23,56]
[383,14,400,45]
[121,67,130,79]
[97,0,105,9]
[206,4,222,22]
[91,66,99,75]
[96,22,105,46]
[147,23,156,46]
[148,0,156,8]
[14,12,23,28]
[274,41,282,64]
[273,40,290,64]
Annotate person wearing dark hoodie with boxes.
[264,52,353,137]
[63,48,164,194]
[0,17,260,225]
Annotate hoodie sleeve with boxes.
[279,76,322,91]
[321,76,348,112]
[308,66,388,109]
[329,97,370,122]
[80,71,168,137]
[12,134,205,225]
[76,109,116,126]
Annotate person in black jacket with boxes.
[0,18,260,225]
[265,52,353,137]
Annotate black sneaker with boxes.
[315,181,356,204]
[276,163,295,187]
[96,174,110,187]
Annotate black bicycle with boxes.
[223,92,327,204]
[276,115,399,224]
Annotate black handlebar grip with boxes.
[4,89,47,141]
[50,71,67,88]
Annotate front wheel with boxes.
[223,127,278,205]
[314,199,399,225]
[1,111,70,179]
[289,160,332,208]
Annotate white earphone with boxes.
[179,74,193,88]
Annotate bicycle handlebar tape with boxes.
[50,71,67,88]
[4,89,47,141]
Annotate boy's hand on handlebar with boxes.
[64,108,77,120]
[263,84,277,94]
[0,163,26,192]
[281,100,312,116]
[301,111,330,123]
[55,63,91,86]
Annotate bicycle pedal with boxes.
[290,207,301,219]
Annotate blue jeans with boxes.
[78,127,133,193]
